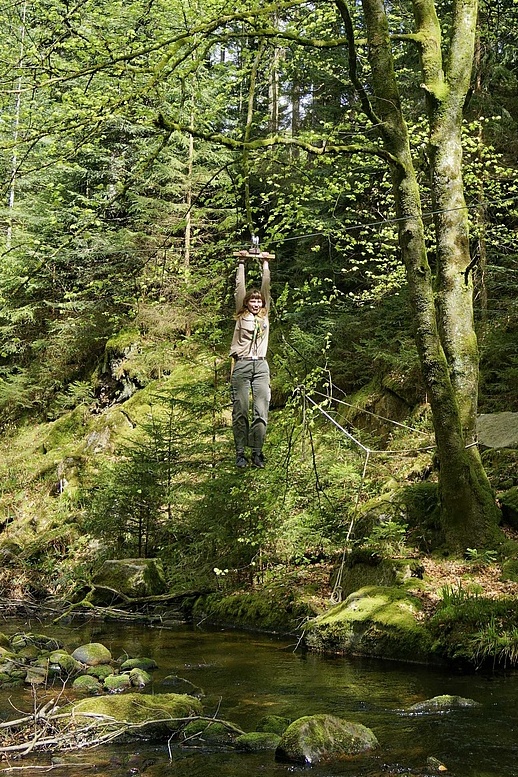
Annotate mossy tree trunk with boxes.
[355,0,501,550]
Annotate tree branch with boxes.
[155,118,400,165]
[334,0,383,128]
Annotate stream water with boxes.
[0,617,517,777]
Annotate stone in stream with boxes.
[304,585,434,664]
[103,673,132,692]
[72,675,103,693]
[408,694,480,712]
[119,656,158,672]
[128,667,152,688]
[49,650,83,676]
[69,692,203,739]
[86,664,114,681]
[275,714,378,765]
[71,642,113,666]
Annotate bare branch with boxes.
[334,0,383,128]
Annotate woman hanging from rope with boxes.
[230,249,272,469]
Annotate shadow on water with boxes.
[0,617,517,777]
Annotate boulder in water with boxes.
[408,694,480,712]
[69,692,203,739]
[275,714,378,764]
[72,643,112,666]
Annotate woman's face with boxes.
[247,295,263,315]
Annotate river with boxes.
[0,617,516,776]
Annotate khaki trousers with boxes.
[231,360,270,453]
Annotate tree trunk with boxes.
[357,0,501,550]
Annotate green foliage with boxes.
[82,394,197,557]
[438,581,482,608]
[469,616,518,669]
[362,520,409,558]
[465,548,498,565]
[431,595,518,666]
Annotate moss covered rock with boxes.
[119,657,158,672]
[49,650,83,675]
[72,675,103,694]
[86,664,114,681]
[408,694,480,712]
[304,586,435,664]
[92,558,166,600]
[10,632,61,653]
[128,667,152,688]
[192,586,315,634]
[104,673,132,692]
[70,693,203,738]
[24,665,48,684]
[72,643,112,666]
[275,714,378,764]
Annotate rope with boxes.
[305,395,371,453]
[304,383,434,604]
[312,389,431,436]
[304,379,482,603]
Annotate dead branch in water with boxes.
[0,704,245,758]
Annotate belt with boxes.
[235,356,266,361]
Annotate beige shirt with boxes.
[230,261,270,359]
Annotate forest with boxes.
[0,0,518,660]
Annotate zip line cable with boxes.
[264,194,518,248]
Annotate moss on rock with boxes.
[104,673,132,692]
[408,694,480,712]
[275,714,378,764]
[72,642,112,666]
[193,586,315,634]
[304,586,435,663]
[72,675,103,694]
[49,651,83,675]
[119,657,158,672]
[92,559,166,599]
[70,692,202,736]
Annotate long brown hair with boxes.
[235,288,268,319]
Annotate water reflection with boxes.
[0,618,516,777]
